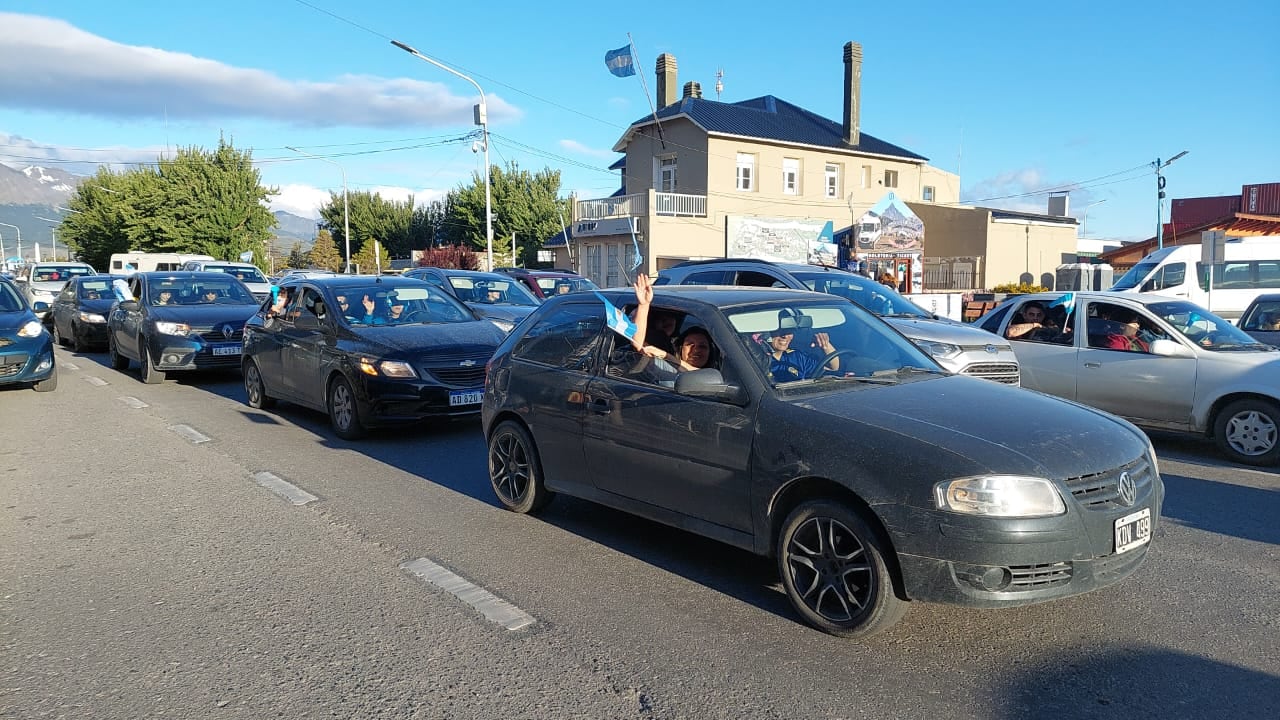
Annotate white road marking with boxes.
[61,362,80,370]
[250,471,318,506]
[168,424,211,444]
[400,558,536,631]
[80,375,108,386]
[117,396,149,409]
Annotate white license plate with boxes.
[1114,508,1152,554]
[449,389,484,407]
[212,344,241,356]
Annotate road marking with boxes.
[250,471,318,506]
[61,362,80,370]
[80,375,108,386]
[117,396,149,409]
[168,424,211,444]
[400,558,536,631]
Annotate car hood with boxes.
[345,320,505,355]
[27,281,69,294]
[0,309,38,332]
[798,376,1145,478]
[467,304,537,323]
[147,304,260,328]
[884,316,1010,347]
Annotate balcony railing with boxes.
[576,191,707,219]
[654,192,706,217]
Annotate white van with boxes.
[180,260,272,301]
[1108,239,1280,321]
[109,252,216,273]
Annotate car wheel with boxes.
[1213,398,1280,466]
[488,420,553,514]
[243,359,276,409]
[33,366,57,392]
[139,337,165,384]
[776,500,906,639]
[50,320,65,347]
[327,376,365,440]
[69,322,84,353]
[108,334,129,370]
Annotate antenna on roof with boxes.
[715,69,724,100]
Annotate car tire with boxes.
[243,359,276,409]
[108,334,129,371]
[776,500,906,639]
[50,320,65,347]
[488,420,554,514]
[69,323,84,353]
[1213,398,1280,466]
[33,367,57,392]
[139,338,165,384]
[327,375,365,440]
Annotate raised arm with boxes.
[630,273,654,353]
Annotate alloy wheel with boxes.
[784,516,876,624]
[490,430,531,505]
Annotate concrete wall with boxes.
[623,119,709,194]
[907,203,990,258]
[985,221,1079,288]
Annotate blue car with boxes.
[0,276,57,391]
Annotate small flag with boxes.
[595,292,637,340]
[1049,292,1075,315]
[604,45,636,77]
[238,251,254,263]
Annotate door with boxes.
[250,283,297,397]
[1002,298,1079,400]
[53,283,76,338]
[114,276,146,359]
[280,287,330,406]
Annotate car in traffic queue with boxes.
[180,260,273,302]
[107,272,260,384]
[241,275,506,439]
[402,267,540,333]
[1235,293,1280,346]
[980,291,1280,466]
[0,275,57,391]
[44,275,129,352]
[482,286,1164,639]
[14,261,97,319]
[496,268,599,300]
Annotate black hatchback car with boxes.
[482,287,1165,638]
[45,275,129,351]
[242,276,505,439]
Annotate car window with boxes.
[1004,299,1074,345]
[734,270,788,288]
[1084,301,1169,353]
[682,270,730,285]
[511,302,604,372]
[202,264,268,283]
[78,279,114,299]
[1147,300,1269,351]
[792,271,930,317]
[979,304,1013,333]
[450,276,540,306]
[0,282,23,311]
[1240,301,1280,331]
[603,309,724,389]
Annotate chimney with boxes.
[656,53,678,108]
[682,81,702,99]
[843,42,862,147]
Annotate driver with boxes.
[765,326,839,382]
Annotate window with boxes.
[1149,263,1185,291]
[606,244,620,288]
[511,302,604,372]
[736,153,755,191]
[585,245,603,286]
[782,158,800,195]
[922,186,935,202]
[860,165,872,189]
[734,270,788,288]
[825,164,840,198]
[656,156,677,192]
[884,170,899,188]
[683,270,730,285]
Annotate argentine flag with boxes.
[1048,292,1075,315]
[595,292,637,341]
[604,45,636,77]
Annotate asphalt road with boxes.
[2,346,1277,719]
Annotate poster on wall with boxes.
[854,192,924,252]
[726,216,838,266]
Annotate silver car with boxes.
[15,262,97,318]
[981,291,1280,466]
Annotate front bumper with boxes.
[73,321,111,347]
[355,374,485,426]
[0,339,55,386]
[146,334,244,371]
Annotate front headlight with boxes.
[489,318,516,333]
[915,340,962,359]
[17,320,44,338]
[935,475,1066,517]
[78,311,107,324]
[153,321,190,336]
[357,357,417,378]
[1146,436,1160,479]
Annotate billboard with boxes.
[726,216,837,266]
[854,192,923,252]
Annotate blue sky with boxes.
[0,0,1276,241]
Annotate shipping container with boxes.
[1240,183,1280,216]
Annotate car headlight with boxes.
[934,475,1066,517]
[1146,436,1160,479]
[17,320,44,338]
[915,340,962,359]
[153,321,190,336]
[358,357,417,378]
[78,311,107,324]
[489,318,516,333]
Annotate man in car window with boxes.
[333,293,357,321]
[764,323,839,381]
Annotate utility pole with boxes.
[0,222,20,263]
[1154,151,1189,250]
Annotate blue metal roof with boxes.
[627,95,927,161]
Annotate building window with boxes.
[655,156,677,193]
[923,186,935,202]
[606,244,621,288]
[884,169,899,188]
[782,158,800,195]
[860,165,872,189]
[736,153,755,191]
[825,164,840,198]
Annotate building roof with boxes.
[980,207,1079,225]
[543,229,567,248]
[615,95,928,161]
[608,157,626,171]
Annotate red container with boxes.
[1240,183,1280,215]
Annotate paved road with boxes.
[3,347,1277,719]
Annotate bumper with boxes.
[147,335,244,371]
[357,375,484,425]
[74,321,111,347]
[0,342,55,386]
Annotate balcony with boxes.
[576,191,707,220]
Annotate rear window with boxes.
[33,265,94,282]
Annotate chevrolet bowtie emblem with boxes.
[459,360,477,367]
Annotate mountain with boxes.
[0,163,82,205]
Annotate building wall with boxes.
[623,119,709,195]
[906,203,989,257]
[985,221,1079,288]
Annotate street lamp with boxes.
[34,216,63,261]
[286,146,351,273]
[0,221,20,263]
[1079,199,1108,238]
[1154,150,1189,250]
[391,39,494,271]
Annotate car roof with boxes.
[664,258,845,274]
[1245,293,1280,305]
[595,284,838,310]
[1010,291,1185,306]
[284,275,430,288]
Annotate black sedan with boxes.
[402,267,541,332]
[1237,293,1280,346]
[242,276,505,439]
[483,286,1164,638]
[107,272,260,383]
[45,275,129,351]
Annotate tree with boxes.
[350,238,392,274]
[442,161,570,266]
[417,245,479,270]
[58,167,141,271]
[286,241,310,269]
[319,190,426,262]
[308,229,343,272]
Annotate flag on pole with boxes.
[604,45,636,77]
[1048,292,1075,316]
[595,292,637,341]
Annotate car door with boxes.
[52,282,76,337]
[1002,298,1080,400]
[581,320,754,532]
[250,283,296,398]
[280,287,330,406]
[113,276,147,359]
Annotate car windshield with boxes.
[203,265,268,283]
[1110,259,1159,291]
[341,284,475,326]
[726,300,938,386]
[1146,300,1273,351]
[0,282,24,311]
[448,276,540,306]
[792,271,931,318]
[33,265,93,282]
[536,276,597,295]
[77,279,116,299]
[149,279,257,305]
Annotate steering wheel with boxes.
[808,349,861,379]
[1195,331,1225,347]
[397,309,426,324]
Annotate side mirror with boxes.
[31,301,49,312]
[1141,279,1155,292]
[117,300,138,311]
[674,368,749,405]
[1150,338,1193,358]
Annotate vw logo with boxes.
[221,324,236,340]
[985,344,998,354]
[1117,471,1137,507]
[459,359,477,367]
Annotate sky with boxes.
[0,0,1276,242]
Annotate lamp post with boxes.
[34,216,69,261]
[1154,150,1189,250]
[391,39,493,271]
[286,146,351,273]
[0,221,19,263]
[1079,199,1108,238]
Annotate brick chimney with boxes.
[656,53,678,108]
[682,81,702,99]
[843,42,862,147]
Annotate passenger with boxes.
[202,289,221,303]
[645,309,680,356]
[486,288,503,303]
[764,325,839,382]
[83,289,100,301]
[1006,302,1049,339]
[628,274,715,373]
[154,289,175,305]
[333,293,356,321]
[1261,313,1280,331]
[1105,319,1149,352]
[555,281,572,295]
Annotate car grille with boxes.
[421,346,492,388]
[1008,562,1073,589]
[427,366,486,387]
[0,353,30,378]
[959,362,1020,384]
[197,328,245,342]
[1064,456,1155,510]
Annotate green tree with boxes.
[286,241,310,269]
[58,167,140,271]
[319,190,425,262]
[442,161,570,266]
[351,238,392,274]
[308,229,343,272]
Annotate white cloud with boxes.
[268,184,449,219]
[963,167,1100,216]
[0,13,521,128]
[0,132,166,175]
[558,139,615,160]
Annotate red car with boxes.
[496,269,598,300]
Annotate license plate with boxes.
[212,344,241,356]
[1114,508,1152,554]
[449,389,484,406]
